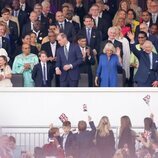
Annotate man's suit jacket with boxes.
[103,0,118,18]
[151,14,158,25]
[34,31,47,44]
[16,10,28,34]
[56,43,83,81]
[22,21,31,36]
[60,131,76,157]
[2,37,11,58]
[8,20,19,42]
[40,13,49,32]
[148,34,158,53]
[32,62,54,87]
[130,43,158,85]
[78,27,102,56]
[95,17,112,41]
[55,21,76,42]
[41,41,60,68]
[41,12,55,26]
[79,46,95,87]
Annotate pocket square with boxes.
[155,60,158,63]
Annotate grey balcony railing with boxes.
[0,126,144,153]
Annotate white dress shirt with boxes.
[50,41,57,57]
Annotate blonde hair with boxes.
[103,43,116,54]
[97,116,111,137]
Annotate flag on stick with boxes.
[59,113,68,123]
[83,104,88,112]
[143,95,150,106]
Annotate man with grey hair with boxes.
[128,32,158,87]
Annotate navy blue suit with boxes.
[60,131,76,157]
[32,62,54,87]
[41,41,60,87]
[130,43,158,87]
[75,121,96,158]
[56,43,83,87]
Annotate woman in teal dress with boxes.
[95,43,122,87]
[12,43,39,87]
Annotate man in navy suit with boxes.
[32,50,54,87]
[55,33,83,87]
[128,32,158,87]
[78,15,102,62]
[22,11,38,37]
[11,0,28,36]
[55,11,76,42]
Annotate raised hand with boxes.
[127,32,135,42]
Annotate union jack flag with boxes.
[59,113,68,123]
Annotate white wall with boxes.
[0,88,158,127]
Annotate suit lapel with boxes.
[39,63,43,78]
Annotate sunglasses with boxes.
[138,36,145,39]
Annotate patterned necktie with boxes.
[60,23,64,31]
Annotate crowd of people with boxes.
[0,0,158,87]
[0,114,158,158]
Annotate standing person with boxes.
[8,136,21,158]
[0,55,12,87]
[118,115,136,158]
[12,43,38,87]
[55,33,82,87]
[94,116,115,158]
[32,50,54,87]
[128,32,158,87]
[77,35,95,87]
[41,31,60,87]
[75,116,96,158]
[95,43,122,87]
[78,14,102,62]
[60,121,76,158]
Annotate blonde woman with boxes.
[95,43,122,87]
[94,116,115,158]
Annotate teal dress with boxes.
[12,53,39,87]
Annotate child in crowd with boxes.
[0,55,12,87]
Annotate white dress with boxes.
[0,65,13,87]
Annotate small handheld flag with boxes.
[83,104,88,112]
[143,95,150,106]
[59,113,68,123]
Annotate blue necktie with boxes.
[43,64,46,85]
[87,28,91,45]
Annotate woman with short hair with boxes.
[95,42,122,87]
